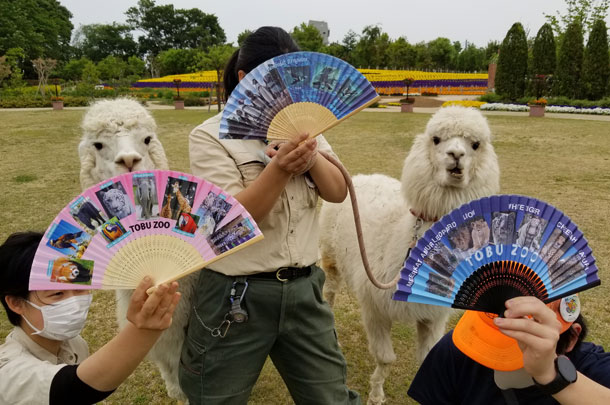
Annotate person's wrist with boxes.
[532,366,558,385]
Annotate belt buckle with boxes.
[276,268,289,282]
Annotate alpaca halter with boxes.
[409,209,439,224]
[408,209,439,249]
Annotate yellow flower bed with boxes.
[359,69,487,81]
[441,100,488,108]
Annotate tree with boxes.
[59,57,92,81]
[352,25,390,68]
[532,23,556,75]
[413,42,432,70]
[554,19,584,98]
[126,0,226,56]
[495,22,528,100]
[0,56,11,86]
[428,37,458,70]
[72,24,138,62]
[386,37,416,69]
[0,0,73,78]
[484,41,501,64]
[1,48,26,87]
[156,48,203,76]
[339,30,358,64]
[237,29,252,47]
[321,42,349,61]
[81,61,100,84]
[125,56,147,80]
[545,0,609,35]
[291,23,324,52]
[581,19,610,99]
[32,58,57,97]
[196,44,235,111]
[456,44,487,72]
[97,56,127,81]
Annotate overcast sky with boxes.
[58,0,610,47]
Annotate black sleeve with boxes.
[50,365,115,405]
[407,332,461,404]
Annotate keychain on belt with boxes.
[228,276,249,323]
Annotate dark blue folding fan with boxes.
[393,195,600,315]
[219,51,380,141]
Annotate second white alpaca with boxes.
[319,106,501,404]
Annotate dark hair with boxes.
[556,314,588,355]
[0,232,43,326]
[223,26,300,100]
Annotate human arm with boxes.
[234,133,317,220]
[265,134,347,203]
[74,278,180,392]
[494,296,610,404]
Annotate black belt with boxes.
[247,266,312,282]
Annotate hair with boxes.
[0,232,43,326]
[556,314,588,355]
[223,26,300,100]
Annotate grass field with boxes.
[0,108,608,404]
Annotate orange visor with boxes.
[452,295,580,371]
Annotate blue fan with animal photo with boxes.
[393,194,600,315]
[219,51,380,141]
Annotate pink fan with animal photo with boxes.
[30,170,263,290]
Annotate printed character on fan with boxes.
[161,178,196,221]
[423,244,458,278]
[100,217,127,243]
[540,228,570,269]
[50,257,94,285]
[134,176,158,220]
[515,213,547,251]
[264,64,288,98]
[448,224,474,261]
[312,66,338,91]
[47,220,92,258]
[426,272,454,298]
[70,198,107,234]
[252,78,275,105]
[96,181,133,220]
[176,212,200,235]
[550,254,585,289]
[491,211,516,245]
[244,89,270,112]
[283,65,310,86]
[206,217,254,255]
[469,217,490,250]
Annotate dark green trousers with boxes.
[179,265,360,405]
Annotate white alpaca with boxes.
[79,98,190,402]
[319,106,500,404]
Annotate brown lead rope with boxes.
[319,150,400,290]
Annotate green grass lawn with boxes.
[0,108,608,404]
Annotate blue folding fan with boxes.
[219,51,380,141]
[393,195,600,315]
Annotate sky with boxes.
[58,0,610,47]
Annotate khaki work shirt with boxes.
[189,113,340,276]
[0,327,89,405]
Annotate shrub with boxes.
[478,93,504,103]
[554,20,584,99]
[581,19,610,100]
[421,92,438,96]
[496,22,528,100]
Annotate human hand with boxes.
[494,296,562,384]
[126,277,181,330]
[267,133,318,175]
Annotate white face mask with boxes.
[22,294,92,341]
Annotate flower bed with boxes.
[441,100,487,108]
[480,103,610,115]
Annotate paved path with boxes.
[2,98,610,121]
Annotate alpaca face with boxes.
[423,107,493,188]
[79,99,168,188]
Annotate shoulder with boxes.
[0,333,65,404]
[570,341,610,387]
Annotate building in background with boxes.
[308,20,330,45]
